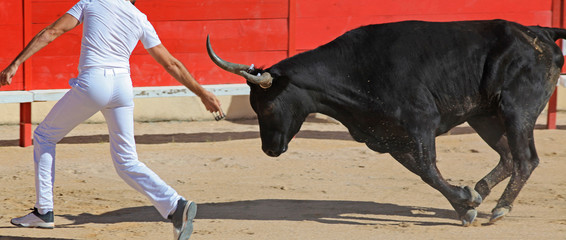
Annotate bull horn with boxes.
[241,71,272,89]
[206,35,249,74]
[206,35,273,89]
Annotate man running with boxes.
[0,0,224,239]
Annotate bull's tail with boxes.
[533,26,566,41]
[548,27,566,41]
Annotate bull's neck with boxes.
[304,78,364,124]
[277,50,365,124]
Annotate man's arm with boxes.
[0,13,80,87]
[147,44,224,116]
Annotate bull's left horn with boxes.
[241,71,272,89]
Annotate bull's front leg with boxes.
[390,135,482,226]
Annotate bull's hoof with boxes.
[489,206,511,224]
[450,186,482,226]
[461,209,477,227]
[463,186,483,207]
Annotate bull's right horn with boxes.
[206,35,273,89]
[206,35,250,74]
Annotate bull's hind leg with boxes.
[489,123,539,224]
[467,116,513,200]
[489,85,545,223]
[390,133,482,226]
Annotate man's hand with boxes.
[199,90,225,120]
[0,64,18,87]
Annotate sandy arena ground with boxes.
[0,112,565,240]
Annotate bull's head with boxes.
[207,36,310,157]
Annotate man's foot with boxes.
[170,199,197,240]
[11,208,54,229]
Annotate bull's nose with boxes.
[264,149,281,157]
[263,145,287,157]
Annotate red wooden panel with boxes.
[297,0,552,18]
[0,0,23,23]
[31,0,75,24]
[296,12,552,50]
[31,24,82,56]
[32,0,288,23]
[23,0,34,91]
[135,19,288,54]
[130,51,287,87]
[27,17,287,89]
[0,25,24,59]
[0,0,24,90]
[31,18,288,55]
[31,19,287,56]
[288,0,297,57]
[30,56,80,90]
[137,0,288,21]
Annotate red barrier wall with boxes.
[0,0,24,91]
[0,0,558,91]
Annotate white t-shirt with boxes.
[67,0,161,71]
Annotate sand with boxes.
[0,113,565,240]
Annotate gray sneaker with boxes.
[11,208,54,229]
[170,199,197,240]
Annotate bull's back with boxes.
[344,20,501,98]
[302,20,554,151]
[321,21,501,128]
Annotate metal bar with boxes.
[20,0,33,147]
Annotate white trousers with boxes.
[33,68,180,219]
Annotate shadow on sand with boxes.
[1,120,562,147]
[43,199,489,228]
[0,236,75,240]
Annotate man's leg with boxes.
[101,104,182,218]
[103,72,195,239]
[101,90,195,239]
[12,84,101,228]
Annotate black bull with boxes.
[207,20,566,226]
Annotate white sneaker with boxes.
[11,208,55,229]
[170,199,197,240]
